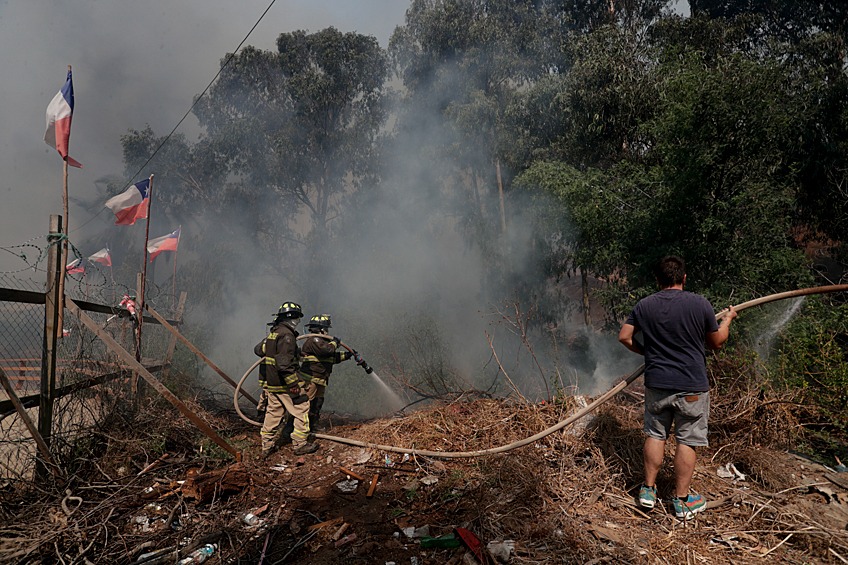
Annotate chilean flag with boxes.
[44,69,82,168]
[88,248,112,266]
[105,179,150,225]
[147,227,180,261]
[65,257,85,274]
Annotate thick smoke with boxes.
[0,2,642,418]
[205,55,641,419]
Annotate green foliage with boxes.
[772,296,848,449]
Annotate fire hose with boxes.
[233,285,848,458]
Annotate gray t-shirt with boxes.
[625,289,719,391]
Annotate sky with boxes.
[0,0,409,273]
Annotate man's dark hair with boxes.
[655,255,686,288]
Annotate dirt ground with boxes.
[1,392,847,564]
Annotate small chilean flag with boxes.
[65,257,85,274]
[147,227,181,261]
[88,247,112,266]
[105,179,150,225]
[44,69,82,168]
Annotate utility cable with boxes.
[235,285,848,459]
[71,0,279,234]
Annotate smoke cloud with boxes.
[0,1,641,419]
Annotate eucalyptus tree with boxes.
[120,28,390,299]
[193,28,390,249]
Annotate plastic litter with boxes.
[177,543,216,564]
[336,479,359,493]
[717,463,746,481]
[487,539,515,563]
[419,533,461,549]
[242,512,262,526]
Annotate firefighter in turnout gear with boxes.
[253,301,319,458]
[300,314,354,430]
[280,314,353,441]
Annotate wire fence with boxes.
[0,266,184,483]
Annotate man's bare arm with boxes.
[619,323,643,355]
[706,305,738,350]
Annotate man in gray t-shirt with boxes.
[619,256,736,519]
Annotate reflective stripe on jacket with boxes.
[253,323,301,392]
[299,335,352,387]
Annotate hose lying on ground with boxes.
[235,285,848,458]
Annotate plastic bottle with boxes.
[242,512,261,526]
[177,543,217,564]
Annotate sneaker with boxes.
[293,443,319,455]
[638,485,657,509]
[672,493,706,520]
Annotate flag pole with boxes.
[172,226,179,310]
[56,65,72,342]
[108,246,116,303]
[137,174,154,363]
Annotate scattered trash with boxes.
[835,456,847,473]
[402,453,411,463]
[242,512,262,527]
[176,543,216,564]
[402,527,416,538]
[269,465,288,472]
[487,540,515,563]
[419,533,461,549]
[133,515,152,533]
[410,558,419,565]
[420,475,438,486]
[455,527,487,563]
[136,547,174,562]
[384,454,394,467]
[336,479,359,493]
[717,463,746,481]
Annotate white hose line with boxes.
[236,286,848,459]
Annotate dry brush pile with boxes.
[0,356,846,563]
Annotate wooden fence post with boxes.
[65,298,241,460]
[131,272,144,397]
[37,215,62,479]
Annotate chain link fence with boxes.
[0,268,184,483]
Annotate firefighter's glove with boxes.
[332,336,342,345]
[291,394,309,405]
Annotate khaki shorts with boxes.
[643,387,709,447]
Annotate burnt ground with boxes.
[1,387,848,564]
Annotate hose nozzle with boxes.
[353,352,373,374]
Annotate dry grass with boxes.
[0,368,847,564]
